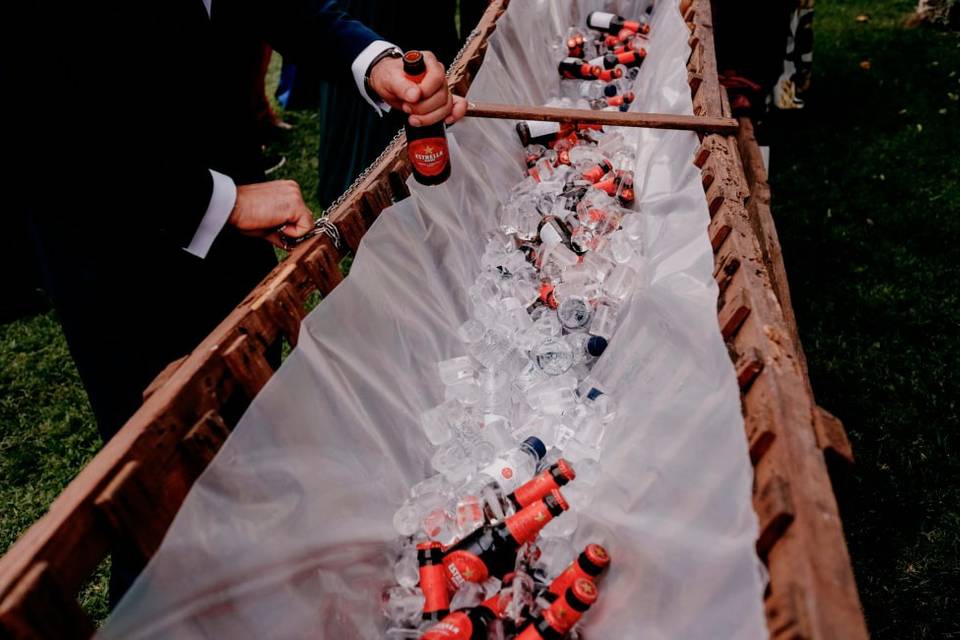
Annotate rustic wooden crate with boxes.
[0,1,868,638]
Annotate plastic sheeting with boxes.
[99,1,768,638]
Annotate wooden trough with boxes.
[0,1,869,638]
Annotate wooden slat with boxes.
[179,411,232,480]
[93,461,173,560]
[813,406,855,466]
[688,0,722,118]
[0,563,94,640]
[466,102,739,134]
[694,123,869,637]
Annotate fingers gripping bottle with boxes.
[403,50,451,185]
[516,578,599,639]
[442,490,569,589]
[419,592,508,640]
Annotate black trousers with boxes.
[26,208,278,606]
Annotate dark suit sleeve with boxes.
[248,0,384,81]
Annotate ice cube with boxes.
[604,263,637,300]
[449,582,484,611]
[381,586,424,627]
[394,545,420,588]
[445,380,482,406]
[540,508,578,538]
[458,319,486,344]
[420,404,452,445]
[392,501,420,537]
[456,495,485,537]
[535,538,576,580]
[438,356,477,385]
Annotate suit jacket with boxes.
[2,1,382,439]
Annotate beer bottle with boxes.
[418,541,451,622]
[558,57,599,80]
[403,51,451,185]
[545,544,610,602]
[508,459,576,512]
[586,11,650,35]
[419,592,508,640]
[443,490,569,589]
[517,120,565,147]
[581,159,614,184]
[516,578,599,639]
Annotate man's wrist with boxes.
[351,40,400,114]
[364,46,402,102]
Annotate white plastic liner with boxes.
[99,1,767,638]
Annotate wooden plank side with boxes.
[706,132,869,638]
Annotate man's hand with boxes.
[228,180,314,249]
[368,50,468,127]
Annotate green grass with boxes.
[762,1,960,638]
[1,5,957,637]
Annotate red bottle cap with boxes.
[556,458,576,482]
[570,577,599,608]
[583,543,611,572]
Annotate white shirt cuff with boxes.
[351,40,398,116]
[184,170,236,259]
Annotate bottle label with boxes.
[420,564,450,614]
[505,498,554,544]
[525,119,561,141]
[421,612,473,640]
[408,137,450,177]
[481,458,522,493]
[589,11,615,30]
[444,550,490,588]
[512,470,559,508]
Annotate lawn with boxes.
[761,1,959,637]
[1,0,958,636]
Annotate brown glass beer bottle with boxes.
[516,577,599,639]
[418,541,451,622]
[544,543,610,602]
[419,592,508,640]
[442,489,569,590]
[403,51,451,185]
